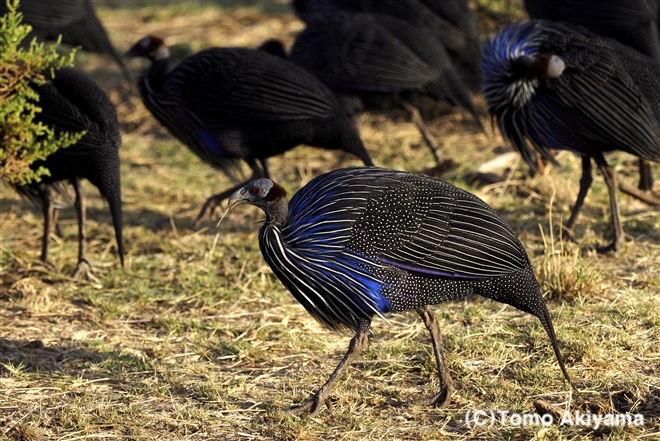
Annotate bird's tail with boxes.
[427,72,483,131]
[95,170,125,267]
[337,119,374,167]
[106,186,125,267]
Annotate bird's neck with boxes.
[264,198,289,227]
[141,57,169,93]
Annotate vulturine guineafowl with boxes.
[123,36,373,224]
[289,12,481,166]
[292,0,482,91]
[525,0,660,194]
[482,20,660,253]
[228,166,573,416]
[1,0,129,79]
[15,68,124,279]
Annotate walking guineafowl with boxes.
[482,20,660,253]
[289,12,481,166]
[123,36,373,224]
[228,166,573,416]
[1,0,129,80]
[293,0,482,91]
[15,67,124,279]
[525,0,660,194]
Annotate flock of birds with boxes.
[6,0,660,416]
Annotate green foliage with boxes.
[0,0,84,185]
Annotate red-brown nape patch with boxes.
[264,182,288,201]
[147,35,166,52]
[534,53,554,77]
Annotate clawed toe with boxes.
[596,242,619,254]
[72,259,91,281]
[560,226,579,244]
[35,259,58,273]
[283,394,327,417]
[417,384,454,408]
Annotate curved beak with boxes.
[227,187,250,210]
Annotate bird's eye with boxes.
[252,187,261,194]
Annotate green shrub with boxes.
[0,0,84,185]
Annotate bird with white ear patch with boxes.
[482,20,660,253]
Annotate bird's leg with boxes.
[285,319,371,417]
[415,306,454,408]
[38,185,57,270]
[258,158,271,179]
[638,159,654,191]
[563,156,593,242]
[71,177,90,281]
[402,101,444,166]
[194,160,264,227]
[594,155,625,253]
[51,207,61,237]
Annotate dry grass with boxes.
[1,2,659,440]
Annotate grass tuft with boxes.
[536,194,602,302]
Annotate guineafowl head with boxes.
[124,35,169,61]
[228,179,289,223]
[482,20,566,115]
[482,20,567,171]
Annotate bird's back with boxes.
[525,0,658,31]
[29,67,121,184]
[291,13,435,92]
[293,0,467,54]
[1,0,85,29]
[164,47,336,123]
[2,0,120,60]
[291,13,476,115]
[525,0,660,59]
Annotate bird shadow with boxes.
[0,337,147,377]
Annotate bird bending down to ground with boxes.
[0,0,129,80]
[15,68,124,279]
[289,12,481,167]
[482,20,660,253]
[124,36,373,224]
[228,166,572,416]
[525,0,660,195]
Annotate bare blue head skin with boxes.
[228,179,275,208]
[228,179,289,224]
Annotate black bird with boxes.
[482,20,660,252]
[1,0,129,80]
[289,12,481,166]
[16,67,124,279]
[414,0,482,91]
[123,36,373,223]
[525,0,660,193]
[292,0,482,91]
[228,166,572,416]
